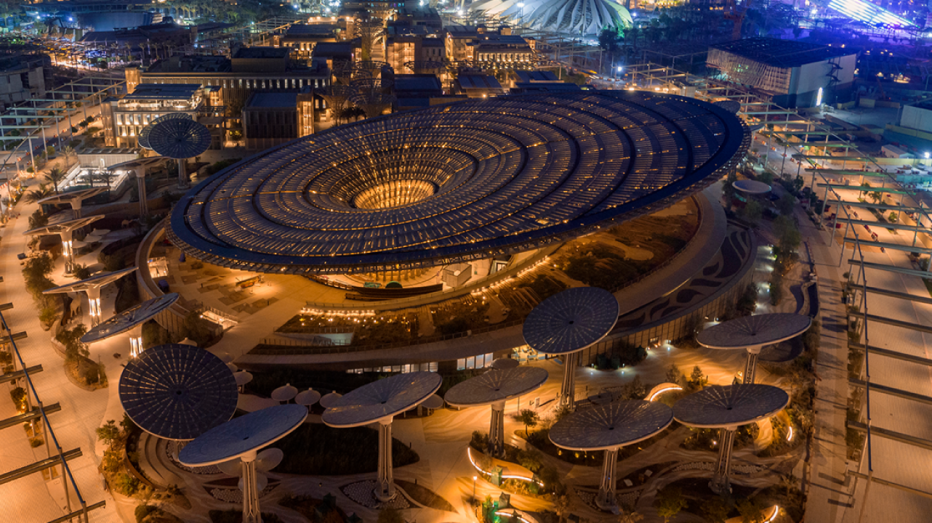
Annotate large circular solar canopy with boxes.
[444,367,549,407]
[322,371,442,427]
[673,384,789,429]
[697,313,812,350]
[179,404,307,466]
[169,91,749,274]
[140,113,193,151]
[523,287,619,355]
[81,293,179,344]
[118,344,238,440]
[549,400,673,451]
[148,118,211,159]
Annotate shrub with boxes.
[112,472,140,496]
[10,386,27,410]
[56,324,89,362]
[135,505,160,523]
[39,306,59,330]
[141,320,171,349]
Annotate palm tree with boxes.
[45,168,66,195]
[22,184,54,205]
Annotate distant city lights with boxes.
[828,0,915,27]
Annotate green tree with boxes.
[859,181,871,197]
[868,191,883,204]
[96,419,120,446]
[689,365,707,390]
[777,193,796,216]
[722,171,738,207]
[45,167,66,194]
[518,448,543,472]
[737,498,767,523]
[517,409,539,436]
[655,486,687,523]
[774,215,801,255]
[665,364,681,385]
[22,183,53,205]
[743,199,763,225]
[701,495,730,523]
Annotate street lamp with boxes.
[472,475,477,500]
[925,152,930,159]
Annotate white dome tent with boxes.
[470,0,632,35]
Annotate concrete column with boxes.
[489,400,506,458]
[177,158,187,187]
[559,351,579,411]
[711,427,737,494]
[240,452,261,523]
[72,199,82,219]
[596,447,619,511]
[86,287,102,327]
[135,167,148,217]
[375,417,395,501]
[129,324,143,358]
[743,349,760,384]
[61,230,74,274]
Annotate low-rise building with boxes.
[0,54,48,107]
[100,83,215,148]
[455,74,505,98]
[393,74,444,111]
[125,49,330,142]
[275,24,342,60]
[242,91,319,150]
[384,26,445,75]
[707,38,857,108]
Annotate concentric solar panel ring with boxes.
[118,344,238,440]
[170,91,749,275]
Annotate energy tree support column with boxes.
[376,417,395,501]
[86,286,102,326]
[240,451,261,523]
[711,427,737,494]
[596,447,619,511]
[177,159,187,187]
[489,400,506,457]
[135,167,148,217]
[743,348,761,384]
[559,351,579,410]
[61,230,75,274]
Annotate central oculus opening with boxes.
[353,180,436,209]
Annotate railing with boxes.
[0,307,104,522]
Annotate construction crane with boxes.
[724,0,752,40]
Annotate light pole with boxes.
[472,475,477,501]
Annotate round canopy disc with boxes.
[490,358,519,370]
[673,384,790,429]
[697,313,812,351]
[179,404,308,466]
[523,287,619,355]
[319,392,342,409]
[81,293,180,344]
[419,394,444,410]
[295,389,321,406]
[732,179,771,195]
[549,400,674,451]
[118,344,238,440]
[272,384,298,402]
[322,372,442,427]
[148,118,211,160]
[445,367,549,407]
